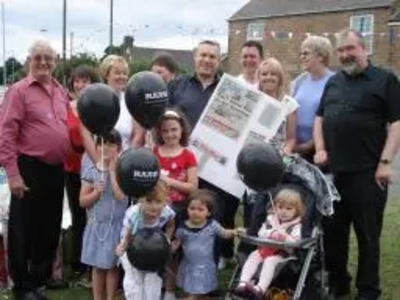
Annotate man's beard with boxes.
[340,57,362,76]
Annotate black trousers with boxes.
[323,170,387,299]
[65,171,87,273]
[8,155,64,294]
[199,179,240,259]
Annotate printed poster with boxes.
[189,74,286,198]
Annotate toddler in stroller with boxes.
[228,155,339,300]
[234,188,305,299]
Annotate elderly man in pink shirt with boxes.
[0,40,70,300]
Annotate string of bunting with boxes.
[129,24,400,39]
[75,23,400,42]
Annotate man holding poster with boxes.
[168,40,240,270]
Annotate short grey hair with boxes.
[301,35,333,66]
[195,40,221,57]
[335,28,366,49]
[28,40,57,57]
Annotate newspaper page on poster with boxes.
[189,74,286,198]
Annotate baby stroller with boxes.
[225,155,340,300]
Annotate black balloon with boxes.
[127,228,170,272]
[236,142,285,192]
[125,71,168,129]
[116,148,160,197]
[77,83,120,135]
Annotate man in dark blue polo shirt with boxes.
[314,29,400,300]
[168,40,240,270]
[168,40,221,128]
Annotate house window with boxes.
[246,23,264,40]
[350,14,374,54]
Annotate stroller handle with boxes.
[237,233,316,249]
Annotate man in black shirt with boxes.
[314,29,400,300]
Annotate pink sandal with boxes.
[249,285,265,300]
[233,282,253,298]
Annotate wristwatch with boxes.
[379,158,391,165]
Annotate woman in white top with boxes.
[81,55,145,165]
[258,57,298,155]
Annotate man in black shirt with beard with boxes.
[314,29,400,300]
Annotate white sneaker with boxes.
[218,257,228,270]
[163,292,177,300]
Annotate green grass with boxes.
[347,194,400,300]
[1,196,399,300]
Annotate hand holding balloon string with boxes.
[116,239,128,256]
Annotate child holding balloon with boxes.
[153,109,198,300]
[79,130,128,300]
[172,189,238,300]
[116,179,176,300]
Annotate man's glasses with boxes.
[32,54,54,62]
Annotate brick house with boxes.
[227,0,400,77]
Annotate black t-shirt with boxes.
[316,65,400,172]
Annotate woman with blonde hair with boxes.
[258,57,298,155]
[81,55,145,167]
[292,35,334,162]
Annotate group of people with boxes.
[0,26,399,300]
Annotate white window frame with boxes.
[246,22,264,41]
[350,14,374,55]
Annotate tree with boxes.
[0,57,24,85]
[53,52,99,85]
[101,45,124,61]
[6,57,23,84]
[128,58,151,75]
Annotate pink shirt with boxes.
[0,75,70,179]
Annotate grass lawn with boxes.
[1,195,399,300]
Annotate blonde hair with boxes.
[301,35,333,66]
[258,57,288,100]
[99,55,129,83]
[142,179,168,204]
[274,188,305,218]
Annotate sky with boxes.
[2,0,249,62]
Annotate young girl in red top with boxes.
[153,109,198,300]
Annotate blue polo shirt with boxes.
[168,74,220,129]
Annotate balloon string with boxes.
[268,191,280,227]
[101,136,104,182]
[145,130,153,149]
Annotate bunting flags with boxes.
[108,23,400,39]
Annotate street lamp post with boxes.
[1,0,6,87]
[109,0,113,46]
[62,0,67,86]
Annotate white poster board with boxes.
[189,74,286,198]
